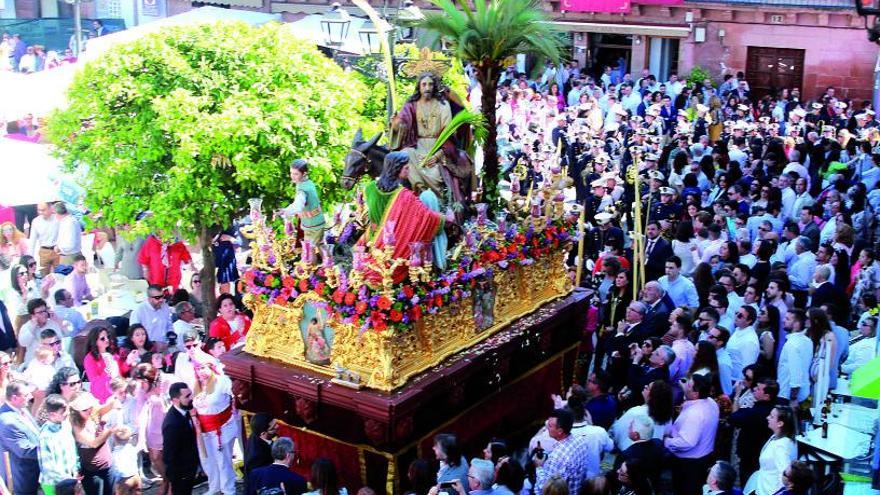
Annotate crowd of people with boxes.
[434,62,880,495]
[0,21,109,74]
[1,54,880,495]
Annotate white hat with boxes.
[594,212,614,225]
[792,108,807,118]
[614,107,628,117]
[648,170,665,181]
[659,187,675,195]
[836,101,848,110]
[736,104,749,112]
[811,102,823,110]
[70,392,99,412]
[591,178,606,188]
[696,104,709,113]
[645,153,660,161]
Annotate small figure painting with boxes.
[300,302,333,365]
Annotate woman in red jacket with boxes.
[208,293,251,350]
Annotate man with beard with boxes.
[163,382,200,495]
[390,71,473,204]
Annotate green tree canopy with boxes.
[46,21,373,313]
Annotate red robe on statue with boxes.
[362,185,444,284]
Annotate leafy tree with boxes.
[46,21,371,316]
[687,65,713,88]
[420,0,564,208]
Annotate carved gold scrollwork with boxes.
[243,251,574,391]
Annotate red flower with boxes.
[411,306,422,321]
[377,296,392,310]
[435,295,443,307]
[315,282,326,295]
[282,276,295,289]
[344,292,356,306]
[402,285,414,299]
[370,311,388,332]
[355,301,368,314]
[273,295,287,305]
[390,309,403,322]
[264,275,276,287]
[332,290,344,304]
[298,279,309,292]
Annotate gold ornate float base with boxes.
[243,250,573,391]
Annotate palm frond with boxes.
[420,110,486,168]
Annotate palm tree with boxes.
[420,0,564,208]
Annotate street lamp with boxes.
[395,0,424,42]
[321,2,352,46]
[358,20,382,55]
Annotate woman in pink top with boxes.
[0,222,28,263]
[83,325,122,403]
[131,362,169,494]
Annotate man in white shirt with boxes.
[665,73,683,101]
[28,202,59,276]
[778,174,796,222]
[788,237,816,306]
[658,257,699,308]
[54,203,82,266]
[172,301,197,343]
[777,309,813,408]
[620,85,641,115]
[727,306,760,380]
[18,299,65,368]
[37,328,77,371]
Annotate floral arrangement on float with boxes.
[241,210,575,333]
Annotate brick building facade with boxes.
[4,0,877,99]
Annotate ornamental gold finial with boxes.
[399,47,450,78]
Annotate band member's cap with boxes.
[659,187,675,195]
[792,108,807,118]
[595,212,614,225]
[648,170,665,181]
[811,102,823,110]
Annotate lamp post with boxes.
[321,2,352,47]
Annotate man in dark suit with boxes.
[0,300,17,353]
[614,414,667,488]
[704,460,737,495]
[644,222,673,282]
[0,381,40,495]
[642,281,673,338]
[245,413,277,491]
[799,206,821,252]
[247,437,307,495]
[163,382,200,495]
[727,378,779,484]
[608,301,650,392]
[810,265,847,319]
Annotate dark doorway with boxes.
[745,46,805,100]
[589,33,632,83]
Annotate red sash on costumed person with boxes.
[195,402,234,452]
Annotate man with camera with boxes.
[533,408,590,495]
[429,458,495,495]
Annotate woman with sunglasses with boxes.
[188,274,205,318]
[82,326,122,404]
[7,256,54,333]
[0,221,28,268]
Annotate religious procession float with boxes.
[224,61,589,493]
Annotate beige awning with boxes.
[552,20,691,37]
